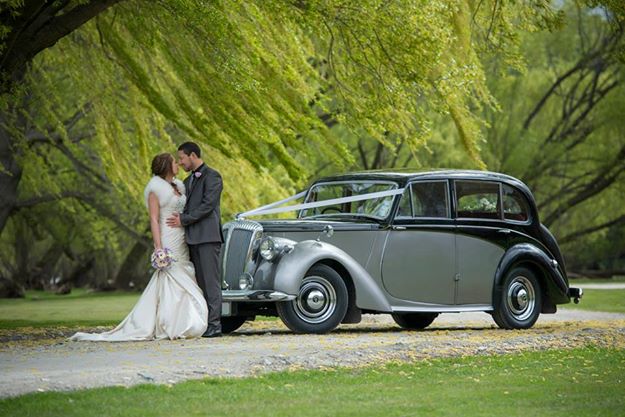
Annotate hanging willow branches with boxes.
[2,0,613,289]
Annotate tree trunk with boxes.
[0,0,124,95]
[0,276,25,298]
[65,256,96,288]
[114,239,152,290]
[31,242,65,289]
[0,126,22,235]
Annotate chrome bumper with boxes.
[568,287,583,304]
[221,290,296,302]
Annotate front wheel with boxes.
[492,266,542,329]
[276,264,348,334]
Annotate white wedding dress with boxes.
[70,176,208,341]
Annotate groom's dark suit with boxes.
[180,163,224,330]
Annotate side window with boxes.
[397,181,449,218]
[503,184,530,222]
[455,181,501,219]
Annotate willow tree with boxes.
[0,0,583,290]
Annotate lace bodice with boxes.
[144,176,189,260]
[159,191,186,220]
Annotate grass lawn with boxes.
[563,289,625,314]
[0,289,139,329]
[0,289,281,329]
[0,346,623,417]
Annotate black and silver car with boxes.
[219,170,582,334]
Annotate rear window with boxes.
[503,184,530,222]
[455,181,501,219]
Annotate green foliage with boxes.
[1,347,624,416]
[6,0,568,203]
[1,0,611,289]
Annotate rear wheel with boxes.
[392,312,438,330]
[277,264,348,334]
[492,266,542,329]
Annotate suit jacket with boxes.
[181,164,224,245]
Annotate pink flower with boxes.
[194,171,202,178]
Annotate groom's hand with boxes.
[166,213,182,228]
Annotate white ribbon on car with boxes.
[236,188,405,219]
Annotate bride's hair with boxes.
[151,153,173,178]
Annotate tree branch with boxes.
[523,27,623,130]
[559,213,625,245]
[14,191,85,209]
[542,143,625,226]
[1,0,123,88]
[14,190,150,247]
[357,139,369,170]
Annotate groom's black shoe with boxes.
[202,325,222,338]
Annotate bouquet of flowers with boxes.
[151,248,176,270]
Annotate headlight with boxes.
[259,237,277,261]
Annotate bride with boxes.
[70,154,208,341]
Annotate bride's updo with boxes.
[151,153,174,178]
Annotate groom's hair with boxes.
[178,142,201,158]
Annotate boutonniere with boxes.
[194,171,202,178]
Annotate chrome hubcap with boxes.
[506,276,536,321]
[294,276,337,324]
[307,290,326,309]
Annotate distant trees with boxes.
[480,3,625,274]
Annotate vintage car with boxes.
[219,170,582,334]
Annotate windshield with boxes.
[299,181,398,220]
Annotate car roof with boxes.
[312,169,536,203]
[315,169,521,185]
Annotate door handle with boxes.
[497,229,511,234]
[392,226,407,231]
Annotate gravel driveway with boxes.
[1,308,624,399]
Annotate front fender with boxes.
[494,243,569,305]
[272,240,392,312]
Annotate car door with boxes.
[381,180,456,305]
[453,180,507,305]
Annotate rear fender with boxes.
[494,243,570,306]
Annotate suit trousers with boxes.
[188,242,222,328]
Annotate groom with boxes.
[167,141,225,338]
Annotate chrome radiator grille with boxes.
[221,220,263,290]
